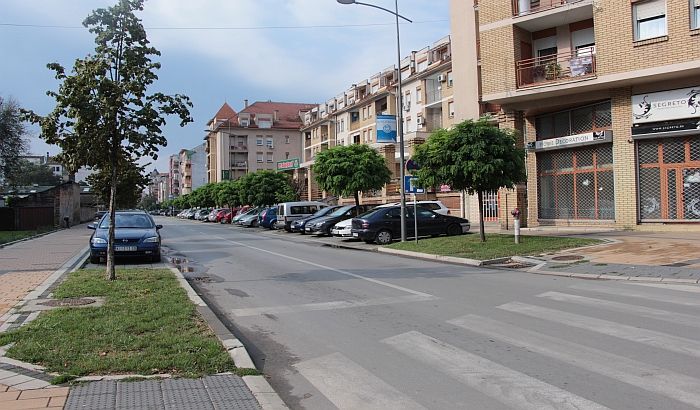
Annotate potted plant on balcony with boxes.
[545,61,562,80]
[532,64,547,83]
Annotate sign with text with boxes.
[376,115,397,143]
[526,130,612,152]
[405,176,424,194]
[632,86,700,124]
[276,158,300,171]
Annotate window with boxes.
[405,119,412,133]
[447,71,453,87]
[369,129,373,141]
[448,101,455,117]
[266,137,273,148]
[405,92,411,105]
[285,136,290,144]
[534,36,557,63]
[692,0,700,29]
[259,120,271,128]
[341,119,345,131]
[285,152,290,159]
[368,105,373,118]
[634,0,667,40]
[257,153,263,163]
[363,130,367,142]
[416,88,422,104]
[267,153,274,163]
[256,136,263,146]
[363,107,367,120]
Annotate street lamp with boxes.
[336,0,412,242]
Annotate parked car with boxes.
[239,208,266,227]
[331,218,354,238]
[88,210,162,263]
[212,208,232,223]
[207,208,227,222]
[290,205,343,234]
[220,207,240,224]
[230,206,259,224]
[94,210,107,221]
[277,201,329,232]
[196,209,212,221]
[305,204,379,236]
[351,205,470,245]
[258,207,278,229]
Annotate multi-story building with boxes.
[204,101,315,183]
[148,169,170,204]
[168,154,180,199]
[297,37,465,212]
[451,0,700,230]
[178,143,207,195]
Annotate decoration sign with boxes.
[526,130,611,152]
[276,158,300,171]
[632,86,700,124]
[376,115,397,143]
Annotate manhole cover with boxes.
[38,298,96,307]
[552,255,584,261]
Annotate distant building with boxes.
[179,143,207,195]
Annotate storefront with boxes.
[529,101,615,221]
[632,86,700,222]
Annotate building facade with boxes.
[204,101,315,184]
[178,143,207,195]
[451,0,700,230]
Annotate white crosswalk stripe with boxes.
[569,283,700,306]
[537,291,700,328]
[382,331,610,410]
[497,301,700,358]
[448,314,700,408]
[294,352,427,410]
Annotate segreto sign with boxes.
[632,86,700,124]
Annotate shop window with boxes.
[663,138,685,163]
[634,0,667,41]
[571,107,593,134]
[535,101,612,140]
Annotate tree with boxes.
[138,192,157,210]
[30,0,192,280]
[8,160,62,186]
[189,183,216,208]
[87,159,148,210]
[312,144,392,215]
[239,170,298,206]
[217,179,242,207]
[412,119,526,242]
[0,95,29,188]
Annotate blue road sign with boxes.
[405,176,425,194]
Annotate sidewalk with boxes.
[0,224,284,410]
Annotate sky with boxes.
[0,0,451,178]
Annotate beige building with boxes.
[204,101,316,184]
[297,37,467,213]
[451,0,700,230]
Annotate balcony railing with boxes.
[426,89,442,105]
[425,118,443,132]
[231,162,247,168]
[512,0,587,16]
[516,46,596,89]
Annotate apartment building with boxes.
[204,101,315,183]
[297,37,464,212]
[178,143,207,195]
[451,0,700,230]
[168,154,180,199]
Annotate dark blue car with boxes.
[88,211,163,263]
[258,207,278,229]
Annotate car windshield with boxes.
[99,214,153,229]
[330,205,353,216]
[312,206,336,217]
[356,208,385,219]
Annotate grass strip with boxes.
[385,233,601,260]
[0,226,60,245]
[0,268,254,378]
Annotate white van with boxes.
[278,201,329,231]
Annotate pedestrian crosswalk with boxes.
[293,282,700,409]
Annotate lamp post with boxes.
[336,0,412,242]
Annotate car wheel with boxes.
[252,220,258,227]
[271,220,278,230]
[326,226,333,236]
[376,229,393,245]
[90,254,100,264]
[446,224,462,236]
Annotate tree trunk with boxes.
[354,191,360,216]
[478,190,486,242]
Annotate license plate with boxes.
[352,233,358,237]
[115,246,137,251]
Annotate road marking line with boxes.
[537,291,700,328]
[231,294,438,317]
[497,302,700,358]
[448,314,700,408]
[569,283,700,306]
[211,235,433,298]
[382,331,609,410]
[294,352,427,410]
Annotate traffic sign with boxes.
[404,176,424,194]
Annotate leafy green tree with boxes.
[87,159,148,210]
[138,192,157,210]
[189,183,217,208]
[239,170,297,206]
[217,179,242,207]
[312,144,392,215]
[30,0,192,280]
[0,95,29,188]
[173,194,190,210]
[412,119,526,242]
[9,160,62,186]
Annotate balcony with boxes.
[516,46,596,89]
[231,162,248,168]
[512,0,587,17]
[426,89,442,105]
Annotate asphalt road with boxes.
[158,216,700,410]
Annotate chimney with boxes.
[274,110,279,122]
[244,99,248,109]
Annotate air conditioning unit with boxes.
[403,102,411,111]
[416,117,426,125]
[267,142,274,149]
[437,74,446,82]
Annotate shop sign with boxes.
[376,115,397,143]
[276,158,300,171]
[632,86,700,124]
[631,119,700,139]
[526,130,611,152]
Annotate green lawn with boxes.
[0,268,255,380]
[0,227,59,245]
[385,233,602,260]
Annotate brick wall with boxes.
[611,86,637,230]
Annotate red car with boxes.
[215,208,232,223]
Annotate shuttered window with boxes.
[634,0,667,40]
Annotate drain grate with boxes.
[38,298,96,307]
[551,255,584,261]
